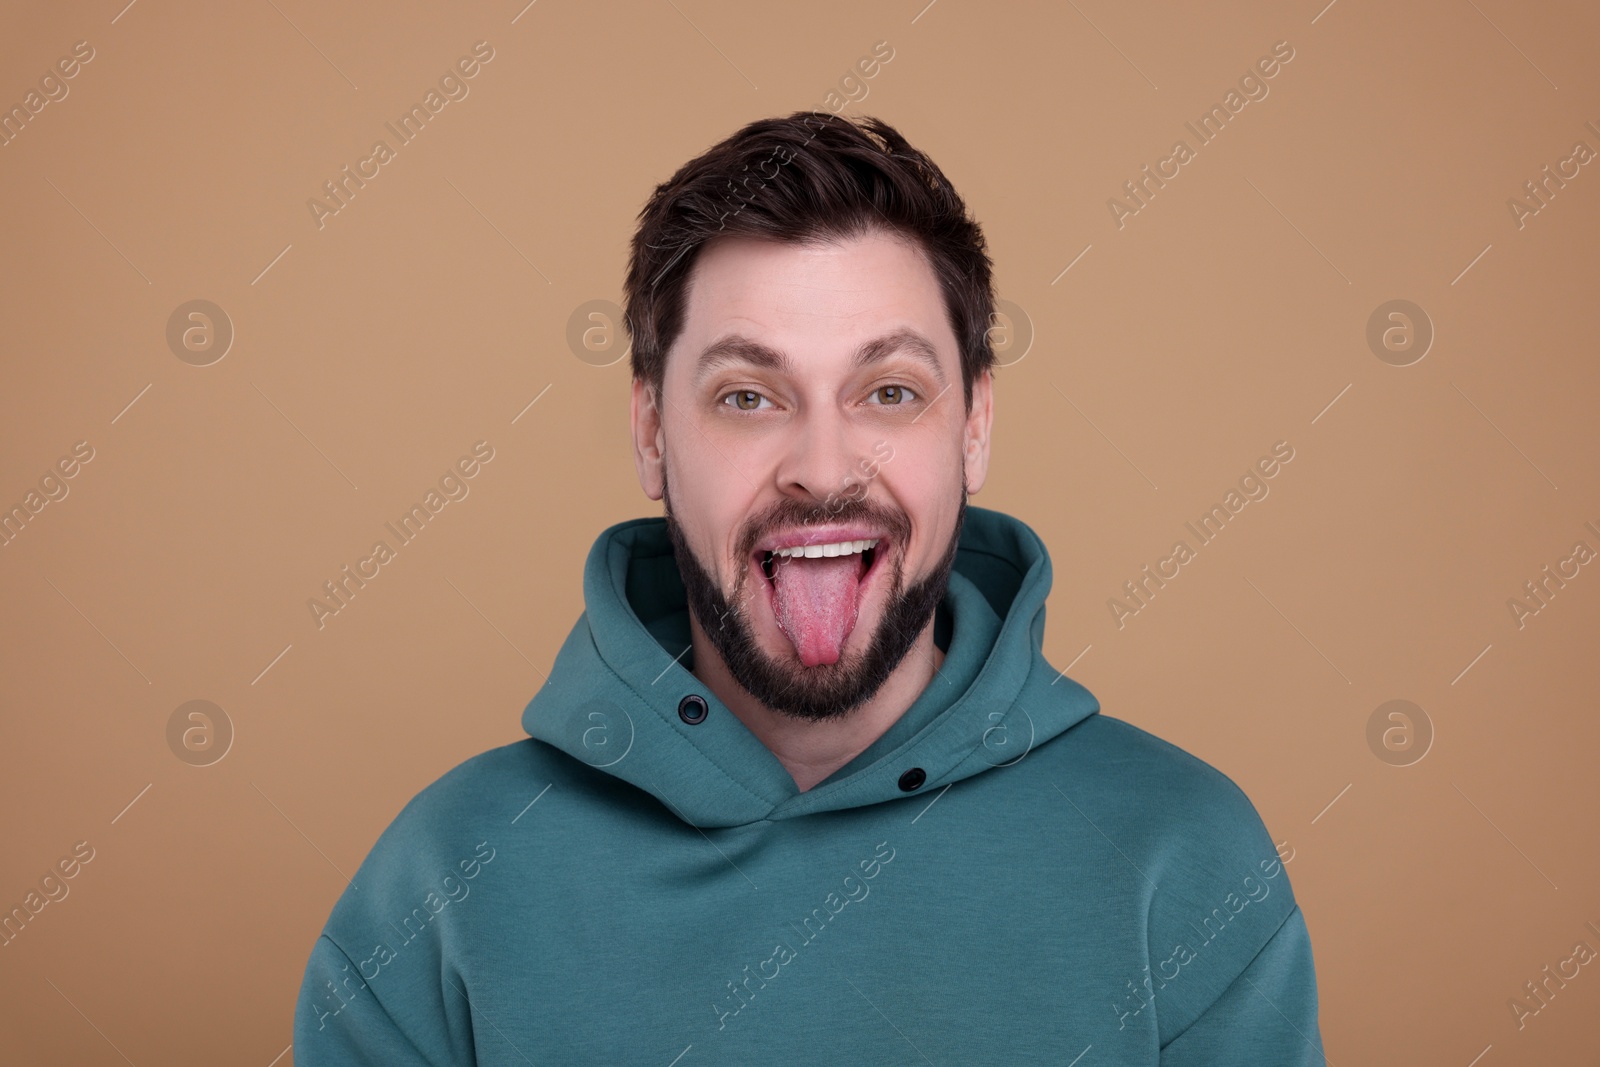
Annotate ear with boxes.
[631,377,666,500]
[962,369,994,494]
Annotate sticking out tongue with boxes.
[770,554,864,667]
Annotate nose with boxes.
[770,406,870,508]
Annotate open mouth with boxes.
[760,537,879,577]
[751,535,887,667]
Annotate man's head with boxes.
[625,112,997,721]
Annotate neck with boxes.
[687,617,945,792]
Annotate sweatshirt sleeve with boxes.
[1158,905,1326,1066]
[293,933,475,1066]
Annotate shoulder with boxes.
[295,743,559,1056]
[1049,713,1287,875]
[1043,712,1299,942]
[380,738,558,834]
[319,739,561,941]
[1048,714,1304,1030]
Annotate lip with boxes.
[753,524,888,555]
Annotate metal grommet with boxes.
[898,767,927,792]
[678,694,709,725]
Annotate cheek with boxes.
[668,455,758,572]
[670,401,773,482]
[878,448,962,563]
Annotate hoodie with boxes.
[294,505,1325,1064]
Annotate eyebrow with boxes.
[691,327,949,387]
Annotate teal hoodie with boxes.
[295,506,1325,1064]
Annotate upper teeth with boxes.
[771,538,879,559]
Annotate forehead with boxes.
[669,231,955,370]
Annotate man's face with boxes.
[631,230,993,721]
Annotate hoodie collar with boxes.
[522,505,1099,828]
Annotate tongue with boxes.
[770,554,863,667]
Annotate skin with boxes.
[630,229,993,792]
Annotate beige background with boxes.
[2,0,1598,1063]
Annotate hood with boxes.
[521,505,1099,828]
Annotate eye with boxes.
[868,384,917,405]
[722,389,773,411]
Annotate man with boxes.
[295,112,1325,1064]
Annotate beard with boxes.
[662,469,967,723]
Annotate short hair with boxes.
[623,111,996,411]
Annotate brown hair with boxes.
[623,112,996,410]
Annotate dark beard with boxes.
[662,475,966,723]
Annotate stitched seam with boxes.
[1157,902,1303,1050]
[312,933,441,1061]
